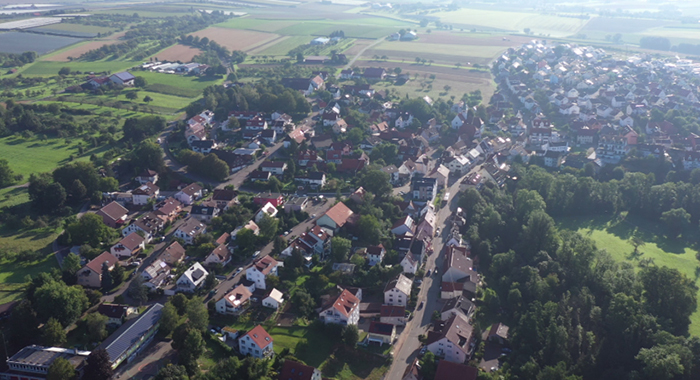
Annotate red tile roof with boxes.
[331,289,359,318]
[253,256,278,275]
[434,361,478,380]
[380,305,405,318]
[115,232,145,251]
[98,201,128,221]
[321,202,354,227]
[245,325,273,349]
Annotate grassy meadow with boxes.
[556,214,700,337]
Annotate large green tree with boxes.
[186,298,209,332]
[42,317,67,347]
[331,236,351,262]
[82,349,114,380]
[34,281,89,325]
[0,158,18,188]
[155,364,189,380]
[85,312,109,342]
[358,168,392,197]
[64,213,114,247]
[47,357,76,380]
[659,208,690,238]
[640,266,698,335]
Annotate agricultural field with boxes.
[20,59,138,76]
[42,39,121,62]
[150,44,202,62]
[430,8,586,37]
[34,22,115,35]
[214,17,296,32]
[189,27,279,52]
[135,71,223,98]
[0,32,82,54]
[556,214,700,337]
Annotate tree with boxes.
[201,153,229,181]
[28,174,66,213]
[82,349,114,380]
[0,159,18,188]
[112,264,125,285]
[62,252,81,278]
[58,67,71,76]
[144,95,154,104]
[356,215,382,245]
[155,364,189,380]
[519,211,559,262]
[258,214,279,241]
[331,236,351,262]
[629,235,646,256]
[47,357,76,380]
[42,318,67,347]
[358,168,392,197]
[127,275,149,305]
[9,300,40,347]
[636,344,692,380]
[514,189,546,223]
[342,325,359,346]
[126,91,139,101]
[85,312,108,342]
[134,76,147,87]
[131,142,165,173]
[173,325,205,375]
[64,213,114,247]
[640,266,698,335]
[291,290,315,319]
[419,351,438,379]
[660,208,690,238]
[101,262,113,291]
[159,302,181,337]
[186,298,209,332]
[35,281,89,325]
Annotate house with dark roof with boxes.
[97,303,131,326]
[174,218,207,245]
[136,169,158,185]
[364,67,386,80]
[434,361,478,380]
[486,323,509,345]
[440,295,475,321]
[76,252,119,288]
[380,305,406,326]
[1,345,90,380]
[122,212,164,243]
[426,313,475,363]
[367,321,396,346]
[110,232,145,259]
[278,359,322,380]
[175,183,203,205]
[211,189,238,210]
[132,182,159,206]
[97,303,163,369]
[204,244,232,267]
[96,201,129,228]
[239,325,274,358]
[190,203,220,223]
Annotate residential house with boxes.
[260,161,287,175]
[122,212,163,242]
[191,140,217,154]
[278,360,322,380]
[486,323,509,345]
[434,361,478,380]
[211,189,238,210]
[204,244,232,266]
[411,177,438,203]
[391,216,415,236]
[190,203,220,223]
[297,150,321,167]
[543,150,565,168]
[367,244,386,266]
[96,201,129,228]
[246,256,280,290]
[136,169,158,185]
[110,232,145,260]
[295,172,326,189]
[255,202,279,223]
[340,69,354,79]
[380,305,407,326]
[249,170,271,182]
[246,115,268,131]
[597,135,629,164]
[97,304,130,326]
[381,165,400,184]
[440,295,475,321]
[261,129,277,144]
[232,220,260,240]
[576,128,597,145]
[384,274,412,307]
[367,322,396,346]
[425,313,475,364]
[153,197,183,223]
[141,260,170,291]
[174,218,207,245]
[175,183,203,205]
[238,325,274,359]
[445,155,470,175]
[216,284,252,315]
[76,252,119,288]
[254,192,285,207]
[316,202,355,231]
[176,262,209,292]
[284,196,309,214]
[282,226,332,258]
[400,252,419,274]
[262,288,284,310]
[161,242,186,266]
[319,288,361,325]
[132,182,159,206]
[364,67,386,80]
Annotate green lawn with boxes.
[430,8,586,37]
[21,60,139,76]
[0,135,89,179]
[556,214,700,337]
[136,71,223,97]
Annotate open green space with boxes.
[0,135,87,179]
[21,59,139,76]
[556,214,700,337]
[431,8,586,37]
[275,21,396,39]
[258,35,313,55]
[374,41,506,58]
[136,71,223,97]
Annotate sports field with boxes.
[557,214,700,337]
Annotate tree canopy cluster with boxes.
[458,173,700,380]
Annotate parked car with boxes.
[254,250,261,257]
[418,301,424,310]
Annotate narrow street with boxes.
[384,168,471,379]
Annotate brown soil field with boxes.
[44,39,120,62]
[344,39,373,56]
[416,32,531,46]
[151,44,202,62]
[189,27,279,52]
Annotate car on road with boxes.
[418,301,424,310]
[426,269,431,277]
[284,231,289,236]
[435,227,440,237]
[231,267,243,278]
[254,250,261,257]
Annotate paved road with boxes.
[208,197,336,301]
[384,170,470,379]
[343,37,386,71]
